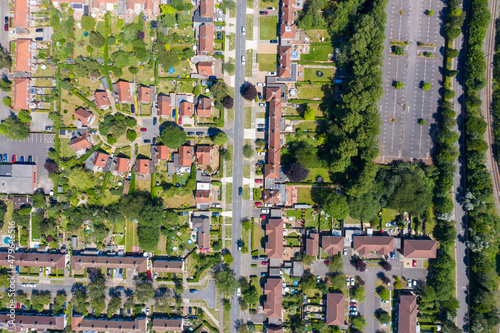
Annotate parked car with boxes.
[212,212,220,217]
[349,306,357,311]
[391,251,395,259]
[241,26,246,34]
[146,308,150,316]
[413,280,417,287]
[260,255,268,260]
[343,248,347,255]
[141,128,147,132]
[412,260,417,267]
[5,17,8,23]
[144,139,151,143]
[270,40,278,43]
[259,10,268,14]
[238,187,243,196]
[408,279,412,287]
[346,278,350,286]
[116,286,124,291]
[258,103,266,107]
[35,37,43,41]
[255,202,262,206]
[257,128,265,132]
[36,28,44,32]
[258,92,262,100]
[107,268,111,276]
[39,267,43,274]
[178,117,183,125]
[350,277,355,286]
[190,289,198,293]
[350,302,357,307]
[261,272,267,277]
[260,209,270,214]
[4,23,8,31]
[45,126,53,130]
[349,311,359,316]
[19,156,24,163]
[213,203,221,208]
[261,261,268,265]
[258,151,265,156]
[196,132,204,136]
[267,71,276,75]
[131,104,135,113]
[11,155,15,163]
[187,132,195,136]
[252,256,259,260]
[241,55,245,64]
[3,154,7,162]
[260,214,268,219]
[153,117,157,125]
[255,179,263,183]
[267,6,275,10]
[214,51,223,55]
[257,82,266,87]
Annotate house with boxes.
[281,0,296,25]
[152,318,184,332]
[196,96,212,118]
[195,190,210,208]
[13,0,29,28]
[0,165,37,194]
[264,278,282,319]
[72,316,147,333]
[352,236,394,256]
[114,157,132,174]
[12,196,31,210]
[266,327,282,333]
[115,80,133,103]
[69,132,92,156]
[90,151,110,173]
[135,159,151,174]
[321,235,344,256]
[152,259,184,274]
[138,86,151,104]
[179,100,194,117]
[196,146,211,166]
[0,251,66,269]
[197,61,214,76]
[265,87,282,180]
[13,78,30,111]
[15,39,33,73]
[305,230,319,257]
[198,23,214,54]
[171,146,194,174]
[71,254,148,272]
[278,46,293,79]
[262,189,280,205]
[94,90,111,110]
[280,24,297,40]
[192,213,211,250]
[398,294,417,333]
[402,239,437,258]
[326,293,345,326]
[74,107,95,127]
[199,0,214,18]
[158,93,173,117]
[265,218,284,260]
[0,314,67,332]
[152,145,171,162]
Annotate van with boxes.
[213,203,221,208]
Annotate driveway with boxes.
[30,113,54,132]
[140,118,160,143]
[0,133,55,192]
[181,279,217,308]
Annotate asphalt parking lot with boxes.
[30,113,54,133]
[0,133,55,192]
[378,0,444,162]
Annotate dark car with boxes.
[4,17,8,23]
[209,76,217,80]
[257,128,265,132]
[212,212,220,217]
[4,23,7,31]
[153,117,157,126]
[238,187,243,196]
[45,126,53,130]
[27,155,32,163]
[35,37,43,41]
[144,139,151,143]
[214,51,223,55]
[35,28,43,32]
[131,104,135,113]
[19,156,24,163]
[187,132,195,136]
[196,132,204,136]
[190,289,198,293]
[258,92,262,100]
[2,154,6,162]
[252,256,259,260]
[116,286,124,291]
[270,40,278,43]
[259,11,268,14]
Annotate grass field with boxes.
[301,43,333,61]
[245,107,252,129]
[257,54,277,72]
[125,219,136,252]
[226,144,234,177]
[259,16,278,40]
[245,49,253,77]
[252,222,264,250]
[246,15,254,40]
[61,138,76,158]
[305,167,331,183]
[297,187,314,204]
[304,67,335,81]
[226,183,233,204]
[296,84,325,100]
[244,164,250,178]
[243,185,250,200]
[259,0,278,8]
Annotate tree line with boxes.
[463,0,500,331]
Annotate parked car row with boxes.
[349,300,358,316]
[2,154,32,163]
[186,131,206,136]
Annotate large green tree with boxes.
[161,125,187,149]
[0,116,29,140]
[213,264,239,297]
[67,167,96,191]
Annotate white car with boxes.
[237,288,241,296]
[241,55,245,64]
[413,280,417,287]
[260,209,270,214]
[343,248,347,255]
[267,71,276,75]
[257,82,266,87]
[30,284,36,288]
[346,278,350,286]
[408,279,412,287]
[258,151,265,156]
[350,277,355,286]
[241,26,246,34]
[258,103,266,107]
[146,308,150,316]
[267,7,275,10]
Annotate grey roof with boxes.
[0,164,35,194]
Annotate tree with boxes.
[0,78,11,92]
[375,310,391,324]
[351,284,366,302]
[129,66,139,74]
[351,316,367,330]
[381,261,392,271]
[53,292,67,314]
[0,116,29,140]
[327,254,343,273]
[222,95,234,109]
[220,149,231,161]
[211,82,230,103]
[161,125,187,149]
[289,141,318,169]
[164,210,180,226]
[18,110,31,123]
[71,286,88,314]
[126,130,137,142]
[213,132,228,145]
[224,62,235,75]
[107,296,122,318]
[243,144,254,158]
[89,31,105,48]
[392,46,405,55]
[394,276,403,289]
[67,167,96,191]
[44,161,58,174]
[427,9,434,16]
[107,36,116,45]
[242,84,257,100]
[134,281,155,304]
[112,51,130,68]
[161,13,177,27]
[422,82,431,90]
[31,291,52,312]
[378,287,390,301]
[225,0,236,12]
[317,191,349,220]
[0,46,12,69]
[354,259,366,272]
[284,162,310,182]
[301,272,316,291]
[0,200,6,228]
[303,105,316,120]
[394,81,404,89]
[242,285,259,305]
[2,96,11,107]
[330,273,346,290]
[419,118,427,125]
[81,15,96,30]
[213,264,239,297]
[31,192,46,209]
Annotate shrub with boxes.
[444,89,455,100]
[392,46,405,55]
[2,96,11,107]
[394,81,404,89]
[427,9,434,16]
[243,144,254,158]
[419,118,427,125]
[126,130,137,142]
[87,46,93,54]
[446,48,459,58]
[422,82,431,90]
[242,84,257,100]
[129,66,139,74]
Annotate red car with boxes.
[260,214,267,219]
[12,155,15,163]
[262,261,268,265]
[255,202,262,206]
[255,179,263,183]
[140,128,147,132]
[16,302,20,309]
[178,117,183,125]
[147,270,152,279]
[324,261,328,265]
[350,302,357,307]
[4,23,7,31]
[412,260,417,267]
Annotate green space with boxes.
[245,107,252,129]
[296,84,325,100]
[246,15,254,40]
[257,54,277,72]
[301,43,333,61]
[259,16,278,40]
[297,187,314,204]
[245,49,253,77]
[304,67,335,81]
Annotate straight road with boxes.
[0,0,10,122]
[230,0,248,331]
[452,0,470,329]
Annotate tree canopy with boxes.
[0,116,30,140]
[214,264,239,297]
[161,125,187,149]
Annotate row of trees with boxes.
[463,0,500,331]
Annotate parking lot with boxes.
[378,0,444,162]
[0,133,55,192]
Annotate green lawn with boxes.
[246,15,254,40]
[257,53,277,72]
[305,168,331,183]
[226,183,233,204]
[61,138,76,158]
[382,208,399,224]
[304,67,336,81]
[301,43,333,61]
[245,107,252,129]
[259,0,278,9]
[297,187,314,204]
[252,222,264,250]
[260,16,278,40]
[296,84,325,100]
[246,49,253,77]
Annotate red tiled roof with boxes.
[156,145,171,161]
[116,81,132,103]
[402,239,437,258]
[72,316,147,333]
[70,133,92,153]
[197,61,213,76]
[398,294,417,333]
[195,190,210,203]
[197,96,212,118]
[267,99,282,166]
[281,0,295,25]
[262,189,280,204]
[178,146,194,166]
[93,152,110,168]
[138,86,151,103]
[266,87,281,102]
[326,293,345,326]
[13,78,30,111]
[280,24,296,39]
[264,278,282,318]
[136,159,150,174]
[322,236,344,256]
[0,252,65,269]
[353,236,394,256]
[196,145,211,165]
[305,231,319,257]
[14,0,29,28]
[179,101,194,117]
[152,260,184,274]
[158,94,173,117]
[199,0,214,17]
[264,164,280,179]
[115,157,131,173]
[198,24,214,54]
[265,218,283,259]
[94,90,111,109]
[15,39,32,72]
[74,107,94,126]
[279,46,292,79]
[152,319,184,332]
